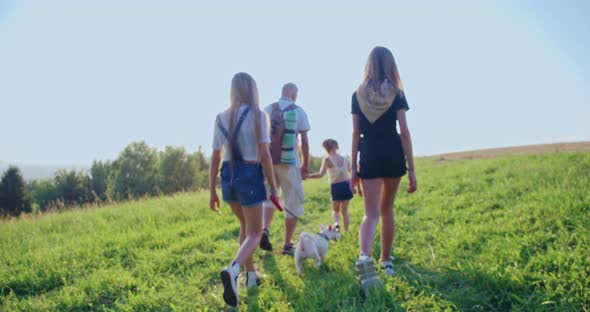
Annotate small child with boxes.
[308,139,354,232]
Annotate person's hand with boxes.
[301,165,309,180]
[408,170,417,193]
[209,191,220,212]
[269,188,284,212]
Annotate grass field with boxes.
[1,151,589,311]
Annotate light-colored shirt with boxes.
[264,97,311,166]
[212,105,270,162]
[327,154,349,184]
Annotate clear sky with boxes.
[1,0,589,166]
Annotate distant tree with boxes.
[309,155,323,173]
[158,146,195,194]
[0,166,32,216]
[31,179,59,211]
[89,160,111,202]
[54,169,89,206]
[109,141,158,200]
[191,146,209,190]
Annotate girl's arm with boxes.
[308,157,329,179]
[397,109,417,193]
[259,142,278,192]
[209,149,222,211]
[350,114,362,195]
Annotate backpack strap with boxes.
[272,102,298,113]
[283,103,298,112]
[271,102,280,112]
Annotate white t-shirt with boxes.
[264,97,311,166]
[212,105,271,162]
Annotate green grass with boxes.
[1,152,589,311]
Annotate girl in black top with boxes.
[351,47,417,285]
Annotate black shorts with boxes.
[331,181,354,201]
[358,135,407,179]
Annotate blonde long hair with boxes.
[227,72,262,160]
[362,46,404,95]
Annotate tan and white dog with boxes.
[294,224,341,276]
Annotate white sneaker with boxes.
[380,260,395,276]
[356,255,382,292]
[220,264,240,307]
[356,254,371,265]
[245,271,261,289]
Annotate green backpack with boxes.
[269,102,298,165]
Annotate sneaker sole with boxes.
[260,244,273,252]
[220,270,238,307]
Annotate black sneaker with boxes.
[260,229,273,251]
[281,243,294,255]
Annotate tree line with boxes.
[0,141,324,217]
[0,141,209,216]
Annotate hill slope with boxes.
[1,152,589,311]
[430,141,590,161]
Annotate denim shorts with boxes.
[331,180,354,201]
[220,161,267,207]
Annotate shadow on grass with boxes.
[390,256,548,311]
[261,252,292,291]
[245,284,261,312]
[280,255,404,311]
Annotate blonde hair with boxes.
[322,139,339,153]
[228,72,262,160]
[363,46,404,95]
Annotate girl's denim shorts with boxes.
[221,161,267,207]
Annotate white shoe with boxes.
[380,260,395,276]
[245,271,261,289]
[220,264,239,307]
[356,255,382,292]
[356,255,371,265]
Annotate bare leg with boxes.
[379,178,401,262]
[332,201,341,225]
[232,204,263,269]
[359,178,382,256]
[263,205,276,230]
[341,200,350,232]
[229,203,254,271]
[285,217,297,245]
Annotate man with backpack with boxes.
[260,82,311,255]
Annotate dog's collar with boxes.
[318,232,329,241]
